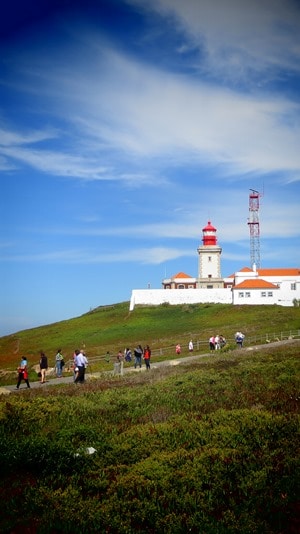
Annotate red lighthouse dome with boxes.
[202,221,217,246]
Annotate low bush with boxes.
[0,343,299,533]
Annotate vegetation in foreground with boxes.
[0,342,299,533]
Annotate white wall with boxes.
[129,273,300,311]
[232,282,300,306]
[130,284,300,310]
[276,280,300,306]
[198,246,222,279]
[232,289,279,306]
[130,288,232,311]
[234,270,258,284]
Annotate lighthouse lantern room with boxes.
[197,221,223,288]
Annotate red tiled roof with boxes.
[240,267,253,272]
[257,268,300,277]
[172,272,193,279]
[227,267,252,278]
[234,278,278,289]
[227,267,300,278]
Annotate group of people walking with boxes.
[15,347,89,389]
[40,349,66,383]
[16,352,49,389]
[15,331,245,389]
[209,335,227,350]
[115,345,152,370]
[135,345,151,369]
[16,350,50,389]
[175,340,194,355]
[130,345,152,370]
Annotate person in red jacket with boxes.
[16,357,31,389]
[143,345,151,370]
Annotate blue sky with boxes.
[1,0,300,336]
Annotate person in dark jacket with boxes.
[125,348,132,362]
[39,351,48,384]
[134,345,143,368]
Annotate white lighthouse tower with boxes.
[197,221,223,288]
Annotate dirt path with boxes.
[2,338,299,394]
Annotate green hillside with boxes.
[1,302,299,371]
[0,340,299,533]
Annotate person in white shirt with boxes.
[235,332,245,348]
[74,350,86,383]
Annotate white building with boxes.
[228,266,300,306]
[129,222,300,310]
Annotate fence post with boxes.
[113,362,121,376]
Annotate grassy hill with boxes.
[0,338,299,533]
[1,302,299,372]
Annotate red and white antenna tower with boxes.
[247,189,261,269]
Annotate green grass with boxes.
[1,302,299,372]
[0,342,299,533]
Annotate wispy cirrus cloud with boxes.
[0,125,58,146]
[12,184,299,245]
[5,45,300,182]
[0,144,110,179]
[1,4,300,185]
[128,0,300,82]
[0,246,193,265]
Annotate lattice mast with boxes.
[248,189,261,269]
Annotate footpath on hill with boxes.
[2,338,300,394]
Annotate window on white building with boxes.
[245,292,250,298]
[178,284,185,289]
[238,292,244,298]
[267,292,273,297]
[261,292,266,297]
[208,274,212,278]
[291,283,296,290]
[208,256,212,262]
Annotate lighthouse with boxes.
[197,221,223,288]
